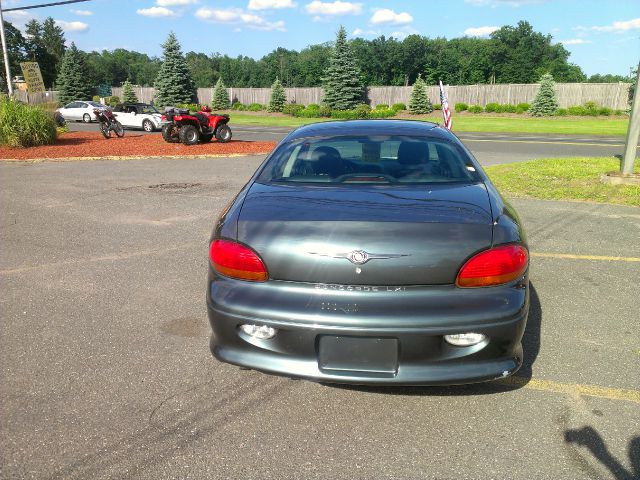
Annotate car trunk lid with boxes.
[236,182,493,286]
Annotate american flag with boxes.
[439,80,452,130]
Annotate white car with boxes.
[112,103,163,132]
[56,101,106,123]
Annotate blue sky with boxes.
[3,0,639,77]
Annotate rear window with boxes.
[256,135,480,184]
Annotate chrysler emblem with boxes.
[308,249,408,264]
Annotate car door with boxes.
[63,102,82,120]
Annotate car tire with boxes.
[161,124,179,143]
[179,124,199,146]
[200,133,213,143]
[215,124,232,143]
[142,119,154,132]
[83,113,92,123]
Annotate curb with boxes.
[0,152,272,163]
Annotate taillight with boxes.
[456,244,528,288]
[209,239,268,282]
[161,115,166,120]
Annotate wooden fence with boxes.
[18,82,631,110]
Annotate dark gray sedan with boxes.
[207,120,529,385]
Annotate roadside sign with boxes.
[19,62,45,93]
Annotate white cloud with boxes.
[54,20,89,32]
[71,9,93,16]
[558,38,592,45]
[464,25,499,36]
[304,1,362,16]
[370,8,413,25]
[137,6,177,17]
[248,0,296,10]
[352,27,379,37]
[195,7,285,31]
[156,0,197,5]
[591,18,640,33]
[390,31,410,40]
[465,0,544,6]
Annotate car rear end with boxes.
[206,121,529,385]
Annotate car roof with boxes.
[285,119,448,141]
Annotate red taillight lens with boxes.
[456,244,528,288]
[161,115,166,120]
[209,239,268,282]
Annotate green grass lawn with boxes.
[485,157,640,207]
[228,111,629,136]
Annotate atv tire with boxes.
[215,124,232,143]
[162,124,179,143]
[179,124,200,146]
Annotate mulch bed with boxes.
[0,131,277,161]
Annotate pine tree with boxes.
[211,78,230,110]
[408,74,433,114]
[56,43,92,105]
[122,79,138,103]
[153,32,195,108]
[322,26,363,110]
[530,73,559,116]
[268,77,286,112]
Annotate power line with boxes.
[2,0,91,13]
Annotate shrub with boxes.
[176,103,201,112]
[247,103,265,112]
[485,102,500,113]
[468,105,483,113]
[0,96,57,147]
[330,109,359,120]
[319,105,332,117]
[598,107,611,116]
[515,105,528,114]
[104,96,120,107]
[454,102,468,113]
[355,104,371,119]
[375,103,389,110]
[283,103,304,116]
[614,109,624,116]
[530,73,559,116]
[433,104,441,110]
[516,103,530,112]
[391,102,406,112]
[567,105,586,116]
[232,103,244,110]
[369,108,396,119]
[555,108,568,116]
[296,104,321,118]
[92,95,100,103]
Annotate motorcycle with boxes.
[93,108,125,139]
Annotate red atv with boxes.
[160,106,232,145]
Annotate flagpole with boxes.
[0,0,13,95]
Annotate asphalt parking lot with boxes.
[1,153,639,479]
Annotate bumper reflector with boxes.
[240,324,277,340]
[444,333,486,347]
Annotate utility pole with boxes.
[621,64,639,175]
[0,0,13,95]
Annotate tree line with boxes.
[0,18,632,94]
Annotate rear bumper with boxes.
[207,274,529,386]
